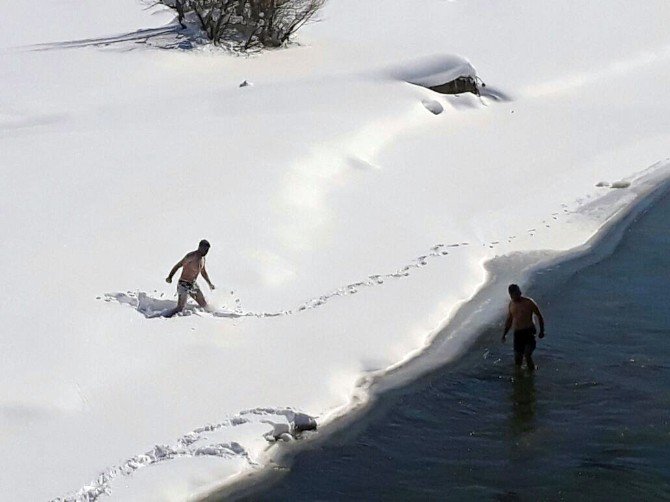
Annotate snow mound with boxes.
[596,180,632,189]
[388,54,477,87]
[262,412,318,442]
[421,98,444,115]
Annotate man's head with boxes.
[198,239,211,256]
[508,283,522,301]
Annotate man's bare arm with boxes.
[532,301,545,337]
[166,258,185,283]
[502,305,513,342]
[201,265,215,290]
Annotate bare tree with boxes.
[174,0,186,27]
[159,0,325,49]
[253,0,325,47]
[158,0,189,28]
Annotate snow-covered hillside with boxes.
[1,1,669,500]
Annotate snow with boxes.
[1,1,670,501]
[611,180,633,189]
[421,98,445,115]
[388,54,477,87]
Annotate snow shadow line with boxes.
[24,26,190,52]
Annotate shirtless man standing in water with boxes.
[164,239,216,317]
[502,284,545,370]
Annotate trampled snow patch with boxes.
[52,408,316,502]
[102,291,243,318]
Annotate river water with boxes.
[246,189,670,501]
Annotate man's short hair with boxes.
[508,284,521,295]
[199,239,211,248]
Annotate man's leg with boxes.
[524,346,536,371]
[192,289,208,309]
[514,351,523,367]
[164,291,188,318]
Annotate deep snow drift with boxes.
[1,1,669,501]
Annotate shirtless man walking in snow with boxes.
[502,284,545,370]
[164,239,216,317]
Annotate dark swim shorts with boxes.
[513,325,537,354]
[177,280,201,296]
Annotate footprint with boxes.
[610,180,631,189]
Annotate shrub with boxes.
[161,0,325,49]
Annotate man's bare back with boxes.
[509,297,538,331]
[502,284,545,370]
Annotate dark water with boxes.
[248,191,670,501]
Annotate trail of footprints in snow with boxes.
[52,408,305,502]
[257,205,576,317]
[282,241,470,315]
[104,205,575,319]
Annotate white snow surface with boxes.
[389,53,477,87]
[1,1,670,500]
